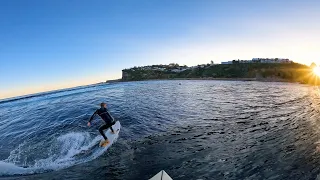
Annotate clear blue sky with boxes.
[0,0,319,99]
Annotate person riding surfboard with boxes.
[87,102,116,145]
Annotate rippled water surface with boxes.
[1,80,320,180]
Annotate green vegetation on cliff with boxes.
[122,63,319,85]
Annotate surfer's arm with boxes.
[106,110,115,122]
[88,110,97,126]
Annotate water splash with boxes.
[0,125,120,176]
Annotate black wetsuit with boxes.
[89,107,115,140]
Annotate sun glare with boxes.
[314,67,320,77]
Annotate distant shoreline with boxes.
[107,77,298,84]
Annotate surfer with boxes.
[88,102,116,144]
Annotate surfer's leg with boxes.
[106,121,115,133]
[105,123,115,134]
[98,124,108,140]
[109,124,115,133]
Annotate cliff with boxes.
[122,63,319,85]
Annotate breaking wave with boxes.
[0,131,119,176]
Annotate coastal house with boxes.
[238,60,252,63]
[252,58,292,64]
[222,58,293,64]
[221,61,233,64]
[186,66,198,69]
[171,69,184,73]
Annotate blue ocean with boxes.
[0,80,320,180]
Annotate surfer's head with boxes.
[100,102,107,108]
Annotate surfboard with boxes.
[99,121,121,147]
[149,170,173,180]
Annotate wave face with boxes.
[0,80,320,180]
[0,130,118,176]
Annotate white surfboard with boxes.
[149,170,173,180]
[99,121,121,147]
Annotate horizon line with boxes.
[0,60,313,101]
[0,81,108,103]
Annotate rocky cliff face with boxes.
[121,63,318,85]
[122,70,130,80]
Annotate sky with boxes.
[0,0,320,99]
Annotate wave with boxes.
[0,161,31,176]
[0,131,119,176]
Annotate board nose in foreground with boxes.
[149,170,173,180]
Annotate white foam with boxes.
[0,161,32,176]
[32,132,95,170]
[0,121,121,176]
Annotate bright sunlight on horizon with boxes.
[314,67,320,77]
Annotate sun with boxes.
[314,66,320,77]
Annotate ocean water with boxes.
[0,80,320,180]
